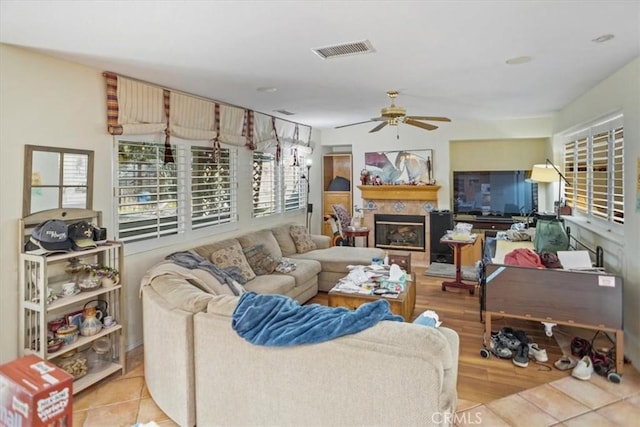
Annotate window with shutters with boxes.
[252,150,307,218]
[563,114,624,225]
[117,139,237,243]
[252,151,280,218]
[283,153,307,212]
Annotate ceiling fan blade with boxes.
[334,120,374,129]
[404,118,438,131]
[369,121,388,133]
[405,116,451,122]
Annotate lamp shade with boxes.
[529,164,558,183]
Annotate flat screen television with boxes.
[453,170,538,217]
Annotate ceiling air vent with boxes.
[274,109,295,116]
[312,40,375,59]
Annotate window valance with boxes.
[253,112,312,153]
[105,73,166,135]
[104,72,312,155]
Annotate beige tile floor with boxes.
[456,369,640,426]
[74,345,640,427]
[72,347,178,427]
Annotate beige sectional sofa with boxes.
[141,223,460,426]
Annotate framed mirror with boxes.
[23,145,94,216]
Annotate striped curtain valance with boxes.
[253,112,312,152]
[104,72,166,135]
[219,104,247,147]
[104,72,312,151]
[170,92,216,140]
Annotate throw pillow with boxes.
[270,224,297,256]
[210,242,256,282]
[289,225,317,254]
[243,244,279,275]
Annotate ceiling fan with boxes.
[336,91,451,133]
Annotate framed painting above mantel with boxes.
[363,149,434,185]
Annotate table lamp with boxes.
[529,159,568,219]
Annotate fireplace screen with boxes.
[374,214,426,251]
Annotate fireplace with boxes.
[374,214,426,252]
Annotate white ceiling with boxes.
[1,1,639,130]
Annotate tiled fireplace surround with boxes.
[358,185,440,266]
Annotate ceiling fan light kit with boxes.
[337,91,451,133]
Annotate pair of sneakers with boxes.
[513,341,549,367]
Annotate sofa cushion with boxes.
[274,258,321,287]
[192,238,241,261]
[290,225,317,254]
[243,244,279,275]
[206,295,239,317]
[243,274,296,295]
[142,260,236,296]
[237,230,283,259]
[271,224,297,256]
[210,241,256,282]
[150,276,214,313]
[290,246,383,273]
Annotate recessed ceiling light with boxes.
[257,87,277,93]
[505,56,532,65]
[592,34,615,43]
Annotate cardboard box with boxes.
[0,355,73,427]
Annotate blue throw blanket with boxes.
[231,292,403,346]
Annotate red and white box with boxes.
[0,355,73,427]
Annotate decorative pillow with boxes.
[243,244,279,275]
[332,204,351,232]
[210,242,256,282]
[289,225,317,254]
[271,224,297,256]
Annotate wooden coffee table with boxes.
[328,278,415,321]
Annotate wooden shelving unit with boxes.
[18,208,126,394]
[322,153,352,238]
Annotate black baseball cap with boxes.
[68,221,98,250]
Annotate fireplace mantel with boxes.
[357,185,440,201]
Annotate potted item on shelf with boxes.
[55,324,79,345]
[47,337,64,354]
[55,350,88,380]
[65,258,120,289]
[80,305,103,337]
[87,337,112,373]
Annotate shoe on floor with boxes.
[513,343,529,368]
[513,329,529,346]
[554,355,578,371]
[489,334,513,359]
[572,356,594,380]
[571,337,592,358]
[528,343,548,362]
[495,328,521,350]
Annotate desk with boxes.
[343,228,370,247]
[440,235,477,294]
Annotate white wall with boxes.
[0,44,309,363]
[552,57,640,366]
[0,45,112,363]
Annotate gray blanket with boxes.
[166,251,245,295]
